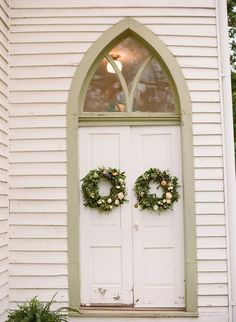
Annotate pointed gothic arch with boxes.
[67,18,197,315]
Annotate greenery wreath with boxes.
[81,167,127,213]
[134,168,180,212]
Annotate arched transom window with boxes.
[80,36,179,117]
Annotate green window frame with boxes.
[66,18,197,317]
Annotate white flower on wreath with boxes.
[116,186,121,189]
[163,199,166,203]
[115,199,120,205]
[139,192,144,197]
[93,172,99,178]
[166,199,172,204]
[97,199,102,205]
[168,186,173,191]
[119,178,124,183]
[110,205,113,209]
[153,205,158,211]
[117,192,124,200]
[165,192,172,199]
[107,198,112,204]
[90,192,95,198]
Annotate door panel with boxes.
[79,127,133,306]
[131,126,185,307]
[79,126,185,308]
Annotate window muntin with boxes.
[82,36,178,115]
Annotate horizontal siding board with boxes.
[196,104,219,116]
[10,105,66,117]
[10,128,66,139]
[197,226,226,237]
[11,16,217,26]
[10,8,216,18]
[10,116,66,128]
[10,139,66,152]
[196,203,225,214]
[10,53,83,66]
[190,91,220,102]
[10,78,71,91]
[9,213,67,226]
[10,31,101,43]
[195,191,224,202]
[176,56,218,68]
[10,163,66,175]
[194,157,223,168]
[198,272,228,284]
[194,168,223,179]
[198,296,228,307]
[10,275,68,288]
[10,187,67,199]
[10,175,66,187]
[198,284,228,296]
[194,146,223,157]
[10,151,67,163]
[197,237,227,249]
[11,0,216,8]
[184,79,219,91]
[9,289,68,302]
[192,113,221,123]
[193,124,222,135]
[10,263,68,276]
[194,135,222,146]
[10,238,67,251]
[196,215,225,226]
[10,251,68,264]
[197,249,227,260]
[196,178,224,192]
[10,200,67,212]
[198,260,227,272]
[10,66,76,79]
[10,91,69,103]
[10,225,67,238]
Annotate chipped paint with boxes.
[113,294,121,301]
[98,288,107,295]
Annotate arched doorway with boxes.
[67,18,197,314]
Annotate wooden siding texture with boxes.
[0,0,9,320]
[9,0,228,317]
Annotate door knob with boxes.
[134,221,140,231]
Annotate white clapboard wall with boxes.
[0,0,9,321]
[8,0,228,319]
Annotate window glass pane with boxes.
[109,37,149,90]
[84,58,126,112]
[133,58,176,113]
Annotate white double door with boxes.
[79,126,185,308]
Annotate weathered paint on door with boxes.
[79,126,185,308]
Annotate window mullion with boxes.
[129,55,152,111]
[105,54,130,112]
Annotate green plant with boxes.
[5,296,77,322]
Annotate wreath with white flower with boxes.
[134,168,180,212]
[81,167,127,213]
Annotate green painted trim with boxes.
[66,17,197,313]
[69,309,198,318]
[105,54,129,111]
[129,55,151,110]
[78,116,180,127]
